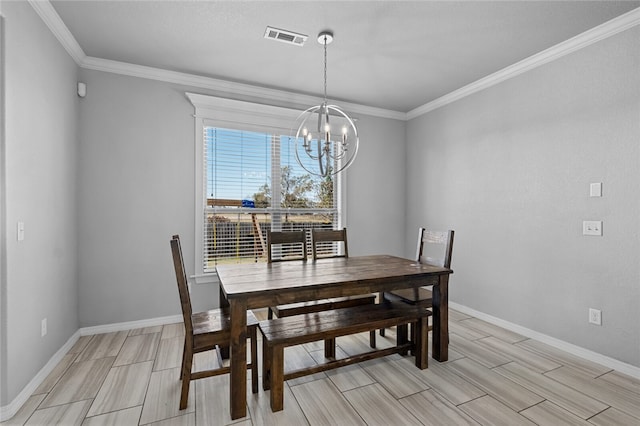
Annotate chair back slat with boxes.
[170,235,193,335]
[415,228,454,268]
[312,228,349,260]
[267,230,307,263]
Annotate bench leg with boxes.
[270,345,285,412]
[409,322,416,356]
[262,338,271,391]
[324,338,336,358]
[397,324,409,355]
[415,316,428,370]
[250,326,258,394]
[369,330,376,348]
[379,291,386,337]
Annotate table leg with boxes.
[431,274,449,361]
[219,286,230,359]
[229,299,247,420]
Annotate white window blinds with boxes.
[203,125,340,272]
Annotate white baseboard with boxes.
[450,302,640,379]
[0,314,182,422]
[0,330,80,422]
[79,314,183,336]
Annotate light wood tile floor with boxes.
[3,309,639,425]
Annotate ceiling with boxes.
[49,1,639,113]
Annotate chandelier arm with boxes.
[317,139,326,177]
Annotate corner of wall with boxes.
[0,11,10,409]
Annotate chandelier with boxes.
[293,31,359,177]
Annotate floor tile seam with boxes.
[512,339,584,373]
[517,398,604,424]
[42,356,116,409]
[592,368,618,380]
[486,362,553,407]
[342,381,422,426]
[72,335,97,363]
[30,397,95,415]
[453,392,487,408]
[584,405,615,423]
[449,359,545,412]
[442,386,490,409]
[595,374,640,398]
[515,397,550,414]
[388,359,435,391]
[289,376,354,426]
[84,403,144,421]
[448,344,511,369]
[436,357,516,412]
[137,366,176,426]
[492,361,612,418]
[514,341,610,378]
[32,352,81,398]
[541,369,617,411]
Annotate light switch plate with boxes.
[583,220,602,236]
[590,182,602,197]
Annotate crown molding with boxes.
[81,56,406,121]
[28,0,86,64]
[407,6,640,120]
[30,1,639,122]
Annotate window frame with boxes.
[187,93,347,282]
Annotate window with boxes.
[188,94,345,277]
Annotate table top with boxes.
[216,254,452,307]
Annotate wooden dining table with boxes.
[216,254,453,420]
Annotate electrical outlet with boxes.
[588,308,602,326]
[41,318,47,336]
[583,221,602,236]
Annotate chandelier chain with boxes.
[323,35,328,104]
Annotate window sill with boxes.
[191,274,218,285]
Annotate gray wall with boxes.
[1,2,79,405]
[406,27,640,367]
[76,69,407,327]
[76,71,197,327]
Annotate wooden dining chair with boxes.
[312,228,377,310]
[380,228,454,338]
[170,235,258,410]
[266,230,334,320]
[312,228,378,349]
[266,229,307,263]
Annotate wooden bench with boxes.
[259,301,431,411]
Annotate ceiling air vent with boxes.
[264,26,308,46]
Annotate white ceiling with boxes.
[49,1,639,113]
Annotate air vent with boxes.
[264,26,308,46]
